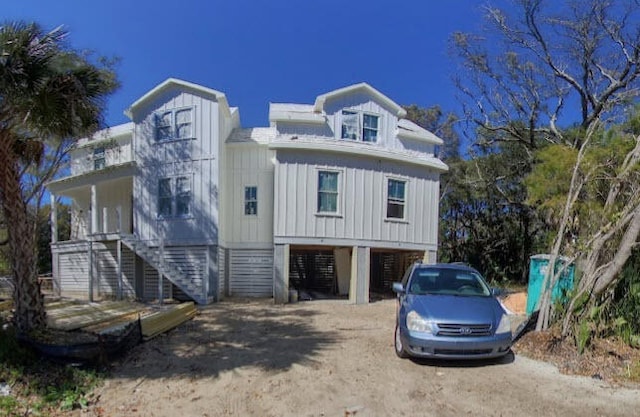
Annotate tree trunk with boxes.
[0,131,46,334]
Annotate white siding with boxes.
[218,246,226,297]
[229,249,273,297]
[132,89,224,244]
[70,135,133,176]
[224,144,274,245]
[58,250,89,295]
[273,151,440,249]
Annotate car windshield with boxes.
[408,268,491,297]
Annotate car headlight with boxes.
[406,310,435,334]
[496,314,511,335]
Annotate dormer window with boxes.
[155,108,193,141]
[340,110,379,142]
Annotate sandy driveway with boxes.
[79,299,639,417]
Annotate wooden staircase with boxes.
[120,234,207,304]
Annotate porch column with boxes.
[50,193,57,243]
[116,205,122,234]
[90,184,98,235]
[116,239,123,300]
[102,207,108,234]
[349,246,370,304]
[273,243,290,303]
[158,238,164,305]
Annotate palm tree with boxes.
[0,21,118,334]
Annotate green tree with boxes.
[0,22,117,333]
[452,0,640,335]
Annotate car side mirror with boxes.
[392,282,405,294]
[491,287,502,297]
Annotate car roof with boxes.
[412,262,480,274]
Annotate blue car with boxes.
[392,262,512,360]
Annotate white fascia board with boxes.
[269,110,326,124]
[47,161,136,193]
[268,140,448,172]
[396,128,444,145]
[124,78,231,119]
[76,123,134,149]
[314,83,407,118]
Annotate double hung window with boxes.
[158,176,192,218]
[317,171,339,213]
[341,110,379,142]
[155,108,193,141]
[244,186,258,215]
[387,179,406,219]
[93,147,105,170]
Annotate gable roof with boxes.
[124,78,232,119]
[313,82,407,118]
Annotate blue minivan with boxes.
[392,263,512,360]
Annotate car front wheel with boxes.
[394,324,409,358]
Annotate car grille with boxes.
[437,323,492,337]
[434,348,493,356]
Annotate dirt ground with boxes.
[71,298,640,417]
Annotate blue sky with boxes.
[5,0,489,129]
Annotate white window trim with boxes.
[385,176,409,223]
[157,174,194,220]
[244,185,258,216]
[154,106,195,142]
[339,109,380,143]
[93,146,106,170]
[315,168,344,217]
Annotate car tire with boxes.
[394,324,409,358]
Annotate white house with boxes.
[47,79,448,305]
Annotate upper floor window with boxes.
[244,186,258,215]
[158,176,192,218]
[387,178,406,219]
[155,108,193,141]
[93,147,105,170]
[318,171,339,213]
[341,110,379,142]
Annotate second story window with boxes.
[341,110,379,142]
[318,171,339,213]
[155,108,193,141]
[387,178,406,219]
[158,176,192,218]
[244,186,258,215]
[93,147,105,170]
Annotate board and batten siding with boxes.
[132,88,224,244]
[228,249,273,297]
[224,144,275,245]
[273,151,440,249]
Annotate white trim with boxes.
[396,127,443,145]
[314,83,407,118]
[315,168,344,216]
[269,139,449,172]
[156,173,194,220]
[273,236,437,251]
[125,78,231,118]
[385,176,408,221]
[269,110,325,124]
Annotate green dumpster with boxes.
[526,254,575,315]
